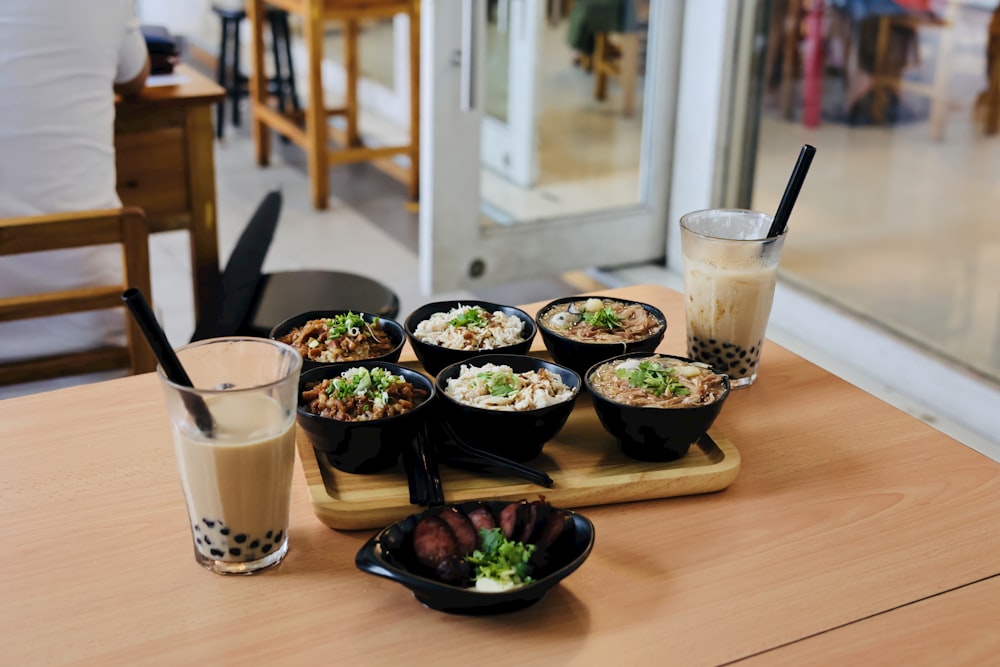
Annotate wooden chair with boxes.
[247,0,420,210]
[0,208,156,386]
[591,0,645,117]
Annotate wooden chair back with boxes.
[0,207,156,385]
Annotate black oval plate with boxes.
[355,500,595,615]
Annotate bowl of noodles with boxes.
[585,352,730,461]
[435,354,580,462]
[271,310,405,372]
[535,296,667,377]
[404,301,536,376]
[297,360,435,474]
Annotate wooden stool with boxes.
[212,4,299,139]
[247,0,420,210]
[592,31,640,117]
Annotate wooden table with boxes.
[115,64,225,323]
[3,284,999,665]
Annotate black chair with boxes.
[191,191,400,341]
[212,4,299,139]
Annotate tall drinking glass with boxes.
[158,337,302,575]
[680,209,787,388]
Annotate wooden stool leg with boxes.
[304,2,330,209]
[871,16,891,124]
[407,6,420,202]
[344,19,363,148]
[593,33,608,101]
[248,0,271,166]
[618,33,639,117]
[216,17,229,139]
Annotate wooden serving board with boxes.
[295,389,741,531]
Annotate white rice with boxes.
[445,362,576,411]
[414,304,525,351]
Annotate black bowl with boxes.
[586,352,731,461]
[404,300,537,376]
[535,296,667,377]
[296,361,435,474]
[270,310,405,373]
[355,500,595,614]
[434,354,580,462]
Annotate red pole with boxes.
[802,0,825,128]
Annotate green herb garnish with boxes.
[325,366,401,405]
[325,312,367,339]
[617,360,691,397]
[582,306,621,329]
[476,370,521,398]
[449,306,489,328]
[467,528,536,587]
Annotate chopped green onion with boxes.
[582,306,621,329]
[449,306,489,328]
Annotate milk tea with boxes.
[680,209,786,388]
[683,259,777,385]
[173,391,295,573]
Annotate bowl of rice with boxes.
[435,354,580,462]
[586,352,730,461]
[270,310,405,372]
[297,360,435,474]
[404,301,537,376]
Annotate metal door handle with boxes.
[460,0,475,112]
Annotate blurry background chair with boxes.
[190,190,400,341]
[0,208,156,386]
[212,3,299,140]
[590,0,645,116]
[246,0,420,210]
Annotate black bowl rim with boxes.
[584,351,732,411]
[269,309,406,358]
[434,353,582,416]
[403,300,538,350]
[355,500,595,610]
[534,295,667,347]
[296,359,437,425]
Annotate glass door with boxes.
[419,0,683,293]
[481,0,542,188]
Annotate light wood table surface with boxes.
[115,64,225,323]
[2,284,999,665]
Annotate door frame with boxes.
[419,0,685,293]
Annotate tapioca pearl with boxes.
[228,547,241,557]
[738,349,747,359]
[266,530,273,539]
[273,530,284,543]
[234,534,247,544]
[220,527,230,536]
[204,535,212,546]
[210,548,224,557]
[725,351,735,359]
[250,539,260,549]
[203,519,216,528]
[261,543,272,554]
[712,347,721,355]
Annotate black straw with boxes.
[417,425,446,507]
[122,288,215,436]
[767,144,816,238]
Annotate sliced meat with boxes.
[517,501,539,543]
[537,509,572,550]
[435,508,478,556]
[412,515,460,570]
[499,500,528,540]
[466,504,498,535]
